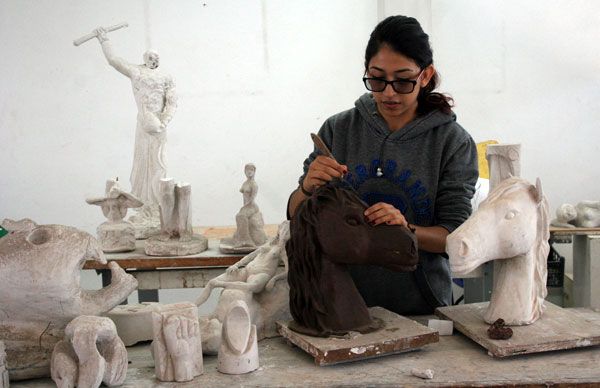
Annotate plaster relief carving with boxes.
[220,163,267,253]
[447,177,550,325]
[0,220,137,380]
[197,221,291,354]
[51,316,127,388]
[151,303,203,382]
[217,301,259,375]
[86,179,143,252]
[145,179,207,256]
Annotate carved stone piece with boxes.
[145,179,207,256]
[0,220,137,380]
[86,179,143,252]
[51,316,128,388]
[447,177,550,325]
[486,143,521,191]
[105,302,160,346]
[217,300,259,375]
[197,221,292,354]
[551,201,600,228]
[220,164,267,253]
[151,303,203,382]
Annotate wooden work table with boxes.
[11,310,600,387]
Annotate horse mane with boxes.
[286,182,364,332]
[483,177,550,308]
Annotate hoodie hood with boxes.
[355,93,456,142]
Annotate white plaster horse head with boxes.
[446,177,550,325]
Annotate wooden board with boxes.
[277,307,438,366]
[550,226,600,236]
[435,302,600,357]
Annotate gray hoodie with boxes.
[297,93,478,314]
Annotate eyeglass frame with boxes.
[362,70,423,94]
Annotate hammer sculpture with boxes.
[73,22,129,46]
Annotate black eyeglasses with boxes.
[362,71,422,94]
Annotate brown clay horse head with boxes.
[286,182,418,337]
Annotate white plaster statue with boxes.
[486,144,521,191]
[88,24,177,239]
[551,201,600,228]
[86,178,143,252]
[446,177,550,325]
[220,163,268,253]
[105,302,159,346]
[0,341,8,388]
[145,178,208,256]
[197,221,291,354]
[0,219,137,380]
[51,316,127,388]
[151,303,203,382]
[217,300,259,375]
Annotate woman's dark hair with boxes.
[364,15,454,115]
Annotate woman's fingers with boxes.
[364,202,408,227]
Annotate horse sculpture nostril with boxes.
[460,240,469,257]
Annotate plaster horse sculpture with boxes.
[446,177,550,325]
[0,219,138,380]
[217,300,259,375]
[197,221,291,354]
[145,178,208,256]
[76,22,178,239]
[220,163,268,253]
[51,316,127,388]
[151,303,203,382]
[86,178,143,252]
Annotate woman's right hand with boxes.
[302,156,348,194]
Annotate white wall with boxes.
[1,0,599,234]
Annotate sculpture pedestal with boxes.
[98,222,136,253]
[435,302,600,357]
[276,307,438,366]
[218,237,258,254]
[145,234,208,256]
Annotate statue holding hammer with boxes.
[76,23,177,238]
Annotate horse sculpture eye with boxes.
[505,210,517,220]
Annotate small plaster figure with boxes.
[551,201,600,228]
[220,163,267,253]
[447,177,550,325]
[86,179,143,252]
[51,316,128,388]
[77,23,178,238]
[197,221,291,354]
[217,300,259,375]
[144,178,207,256]
[151,303,203,382]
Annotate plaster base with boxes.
[98,222,136,253]
[145,234,208,256]
[218,237,258,254]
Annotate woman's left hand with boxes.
[364,202,408,227]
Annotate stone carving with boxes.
[197,221,291,354]
[486,144,521,191]
[446,177,550,325]
[86,178,143,252]
[220,163,267,253]
[286,183,419,336]
[0,341,8,388]
[145,178,207,256]
[551,201,600,228]
[151,303,203,382]
[105,302,159,346]
[217,300,259,375]
[51,316,127,388]
[84,24,177,238]
[0,220,137,380]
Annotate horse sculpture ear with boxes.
[531,177,544,205]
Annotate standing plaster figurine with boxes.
[220,163,267,253]
[151,303,203,382]
[0,341,8,388]
[217,300,259,375]
[486,144,521,191]
[145,178,208,256]
[51,316,128,388]
[86,178,143,252]
[197,221,291,354]
[0,219,137,380]
[79,23,177,239]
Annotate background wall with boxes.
[1,0,599,234]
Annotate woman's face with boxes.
[245,166,255,178]
[366,45,433,128]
